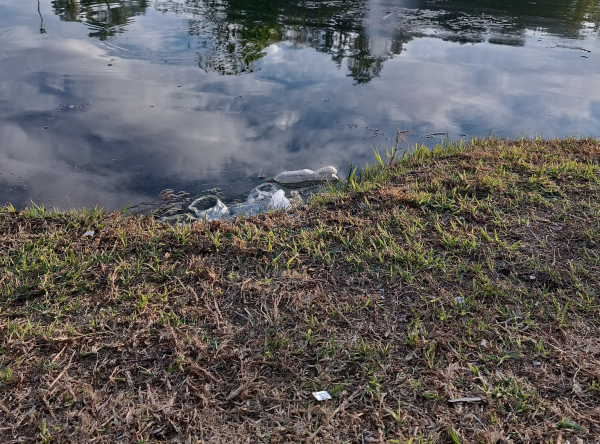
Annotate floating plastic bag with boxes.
[268,190,291,211]
[227,183,279,217]
[159,182,301,224]
[274,166,338,186]
[189,195,228,221]
[248,183,279,200]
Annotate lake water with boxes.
[1,0,599,211]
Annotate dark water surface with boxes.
[1,0,599,210]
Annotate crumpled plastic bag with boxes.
[160,182,299,224]
[268,189,291,211]
[227,183,279,217]
[189,195,228,221]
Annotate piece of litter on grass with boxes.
[312,391,331,401]
[83,230,94,237]
[480,339,487,347]
[533,361,541,367]
[404,351,416,361]
[448,397,482,403]
[454,296,465,304]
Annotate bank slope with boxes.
[1,138,599,443]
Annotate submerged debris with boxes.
[189,195,228,220]
[158,183,298,224]
[156,189,193,217]
[227,183,280,218]
[268,189,291,211]
[158,213,196,224]
[157,167,331,224]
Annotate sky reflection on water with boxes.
[0,0,599,210]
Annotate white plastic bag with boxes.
[268,190,291,211]
[189,196,228,221]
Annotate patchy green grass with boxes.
[1,137,599,443]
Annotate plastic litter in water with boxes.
[274,166,338,186]
[268,189,291,211]
[189,195,227,221]
[159,179,305,224]
[312,391,332,401]
[227,183,279,218]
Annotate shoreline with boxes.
[1,137,599,443]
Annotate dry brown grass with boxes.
[1,138,599,443]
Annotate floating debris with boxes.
[159,183,297,224]
[274,166,338,186]
[227,183,279,217]
[158,166,329,224]
[268,190,291,211]
[189,195,227,221]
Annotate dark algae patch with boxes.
[1,138,599,443]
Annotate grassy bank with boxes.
[1,138,599,443]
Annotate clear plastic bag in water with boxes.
[227,183,279,217]
[189,195,228,221]
[159,182,300,224]
[248,182,279,200]
[268,189,291,210]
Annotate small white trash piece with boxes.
[83,230,94,237]
[268,190,291,211]
[448,397,482,403]
[454,296,465,305]
[312,391,332,401]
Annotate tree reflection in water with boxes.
[52,0,149,40]
[51,0,600,82]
